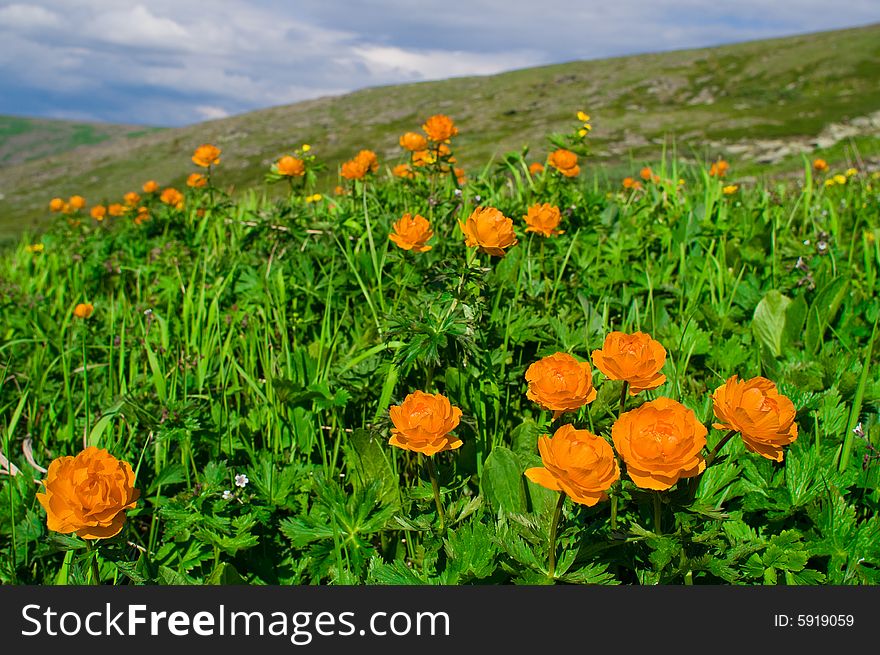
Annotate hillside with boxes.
[1,22,879,241]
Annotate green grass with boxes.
[1,22,879,243]
[0,123,878,585]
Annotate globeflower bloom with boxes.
[108,203,126,217]
[612,398,707,490]
[389,391,463,456]
[90,205,107,221]
[354,149,379,173]
[73,303,94,319]
[341,158,370,180]
[640,167,654,181]
[142,180,159,193]
[547,149,579,177]
[389,213,433,252]
[392,163,414,179]
[49,197,65,212]
[36,446,139,539]
[192,144,221,168]
[399,132,428,151]
[528,162,544,175]
[69,195,86,210]
[276,155,305,177]
[524,202,564,237]
[187,173,207,188]
[525,424,619,506]
[591,331,667,395]
[123,192,141,206]
[525,352,597,420]
[709,159,729,177]
[459,206,518,257]
[160,187,184,208]
[422,114,458,142]
[711,375,798,462]
[813,158,829,173]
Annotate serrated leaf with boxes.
[480,446,527,514]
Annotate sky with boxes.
[1,0,878,127]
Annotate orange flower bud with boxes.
[399,132,428,151]
[187,173,207,188]
[459,206,518,257]
[392,163,414,179]
[411,149,435,167]
[548,149,579,177]
[192,143,221,168]
[389,213,433,252]
[528,162,544,175]
[90,205,107,221]
[525,424,619,506]
[36,446,139,539]
[276,155,305,177]
[612,397,707,490]
[454,167,466,185]
[525,352,597,420]
[142,180,159,193]
[711,375,798,461]
[73,303,94,319]
[422,114,458,142]
[812,158,829,173]
[389,391,463,456]
[523,202,564,237]
[591,331,667,395]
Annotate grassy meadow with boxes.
[0,108,878,586]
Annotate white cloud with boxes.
[0,3,60,30]
[195,105,230,120]
[351,45,543,79]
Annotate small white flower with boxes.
[453,188,462,197]
[853,422,865,438]
[222,490,234,500]
[234,473,249,488]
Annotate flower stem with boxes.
[85,540,100,585]
[610,494,618,530]
[653,492,663,536]
[706,430,738,467]
[548,491,566,579]
[424,456,445,533]
[618,381,629,417]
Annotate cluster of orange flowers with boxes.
[340,149,379,181]
[393,114,465,184]
[388,202,566,255]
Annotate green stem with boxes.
[706,429,738,467]
[425,456,445,533]
[84,540,100,585]
[619,381,629,417]
[548,491,566,579]
[653,492,663,536]
[610,493,618,530]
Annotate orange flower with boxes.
[591,331,667,395]
[454,167,466,185]
[547,149,580,177]
[134,207,150,225]
[612,398,707,490]
[412,149,435,167]
[49,197,65,212]
[108,203,126,217]
[399,132,428,151]
[708,159,729,177]
[90,205,107,221]
[192,143,221,168]
[187,173,207,188]
[459,206,518,257]
[390,213,433,252]
[422,114,458,142]
[525,352,597,420]
[529,162,544,175]
[341,158,369,180]
[389,391,463,456]
[276,155,305,177]
[73,303,94,319]
[142,180,159,193]
[354,149,379,173]
[123,191,141,206]
[523,202,564,237]
[69,195,86,210]
[623,176,644,190]
[160,187,184,208]
[812,158,829,173]
[392,163,414,179]
[36,446,139,539]
[711,375,798,461]
[333,185,346,195]
[640,167,654,181]
[525,424,619,506]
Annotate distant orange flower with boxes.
[90,205,107,221]
[134,207,150,225]
[341,158,369,180]
[529,162,544,175]
[192,143,221,168]
[412,149,435,167]
[454,167,466,185]
[73,303,94,319]
[708,159,729,177]
[524,202,564,238]
[108,203,126,217]
[622,177,642,190]
[69,195,86,210]
[812,158,829,173]
[389,213,433,252]
[392,163,414,179]
[333,185,346,195]
[160,187,184,208]
[399,132,428,151]
[354,149,379,173]
[422,114,458,142]
[547,149,579,177]
[123,192,141,206]
[640,167,654,181]
[459,206,518,257]
[142,180,159,193]
[49,198,65,212]
[389,391,463,455]
[591,331,667,395]
[187,173,207,188]
[276,155,305,177]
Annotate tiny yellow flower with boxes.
[845,168,858,177]
[678,179,686,186]
[824,179,836,187]
[871,171,880,180]
[578,129,588,137]
[305,193,322,203]
[302,144,311,152]
[833,174,847,185]
[577,111,590,122]
[723,185,739,195]
[26,243,45,253]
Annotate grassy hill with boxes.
[1,22,878,241]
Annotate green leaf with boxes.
[752,290,791,357]
[344,428,398,508]
[480,446,528,514]
[804,277,848,353]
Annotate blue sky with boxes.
[1,1,878,126]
